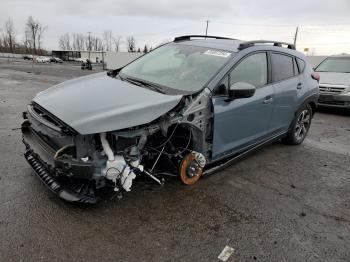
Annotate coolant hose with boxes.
[100,133,114,161]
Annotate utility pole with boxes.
[205,20,210,37]
[88,31,91,61]
[102,46,105,70]
[293,26,299,49]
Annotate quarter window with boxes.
[293,58,299,75]
[296,58,305,72]
[271,53,294,82]
[229,53,268,88]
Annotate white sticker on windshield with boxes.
[204,50,231,58]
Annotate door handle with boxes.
[297,83,303,89]
[263,96,273,104]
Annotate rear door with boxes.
[212,52,274,160]
[270,52,301,131]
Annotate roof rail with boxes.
[174,35,236,42]
[238,40,295,50]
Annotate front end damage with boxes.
[22,90,212,203]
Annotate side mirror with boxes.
[227,82,256,100]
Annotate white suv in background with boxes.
[315,55,350,109]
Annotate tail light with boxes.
[311,72,320,82]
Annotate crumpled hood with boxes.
[319,72,350,86]
[33,73,183,134]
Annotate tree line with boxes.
[58,32,151,53]
[0,16,47,55]
[0,16,160,55]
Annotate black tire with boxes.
[283,104,312,145]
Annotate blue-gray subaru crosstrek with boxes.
[21,35,319,203]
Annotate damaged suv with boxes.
[22,35,319,203]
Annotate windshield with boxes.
[316,57,350,73]
[120,43,233,93]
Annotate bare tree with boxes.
[26,30,33,50]
[113,36,122,52]
[4,18,16,53]
[89,36,103,51]
[126,36,136,52]
[58,33,71,50]
[0,35,3,51]
[0,34,8,52]
[23,30,32,53]
[25,16,39,54]
[78,33,85,50]
[143,44,149,53]
[72,33,85,50]
[25,16,45,54]
[85,35,91,51]
[96,36,103,51]
[37,25,47,52]
[103,30,112,51]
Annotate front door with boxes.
[212,52,274,160]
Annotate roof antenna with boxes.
[293,26,299,49]
[205,20,210,38]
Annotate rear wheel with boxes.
[283,104,312,145]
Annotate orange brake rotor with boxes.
[179,153,203,185]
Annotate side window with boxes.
[271,53,294,82]
[229,53,268,88]
[296,58,305,72]
[293,58,299,75]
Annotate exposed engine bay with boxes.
[22,89,212,203]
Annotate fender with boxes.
[288,92,319,131]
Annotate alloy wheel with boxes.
[294,109,311,141]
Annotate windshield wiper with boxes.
[123,77,166,94]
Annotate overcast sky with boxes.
[1,0,350,55]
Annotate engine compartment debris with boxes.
[22,89,212,203]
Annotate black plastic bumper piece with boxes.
[24,149,98,204]
[22,120,98,204]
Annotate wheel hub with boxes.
[179,153,203,185]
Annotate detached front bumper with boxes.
[22,121,98,204]
[318,93,350,109]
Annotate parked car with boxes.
[35,56,50,63]
[314,55,350,109]
[21,35,319,203]
[49,57,63,63]
[74,58,87,63]
[23,54,33,60]
[81,60,92,70]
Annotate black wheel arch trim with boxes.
[288,93,318,131]
[297,93,319,116]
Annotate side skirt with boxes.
[204,131,288,176]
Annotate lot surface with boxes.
[0,59,349,262]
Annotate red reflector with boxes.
[311,72,320,82]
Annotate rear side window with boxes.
[296,58,305,72]
[271,53,294,82]
[229,52,268,88]
[293,58,299,75]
